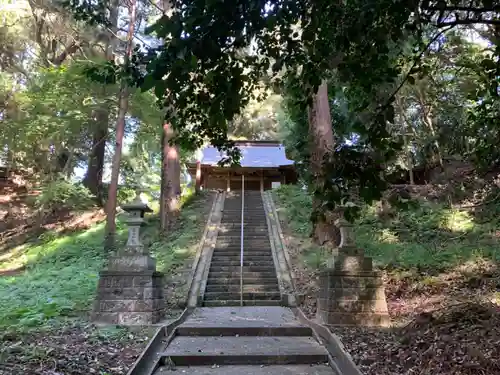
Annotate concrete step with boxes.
[221,212,265,215]
[204,292,281,301]
[207,271,277,279]
[219,223,267,226]
[202,300,281,307]
[217,237,269,242]
[160,336,329,366]
[221,223,266,226]
[217,239,269,242]
[217,236,269,242]
[222,214,265,217]
[219,231,269,235]
[217,243,270,248]
[153,364,334,375]
[217,235,270,239]
[205,285,280,293]
[214,247,272,252]
[175,325,313,337]
[210,254,273,259]
[208,269,276,275]
[206,277,278,285]
[222,210,265,216]
[210,258,274,265]
[217,232,269,236]
[210,261,274,267]
[219,224,267,228]
[221,214,266,217]
[212,250,273,256]
[209,262,274,269]
[215,242,270,248]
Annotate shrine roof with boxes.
[197,141,294,168]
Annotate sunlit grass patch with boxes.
[0,191,213,331]
[273,184,500,272]
[440,209,474,232]
[377,229,399,244]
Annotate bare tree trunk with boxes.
[83,1,119,204]
[104,0,137,250]
[158,0,181,233]
[160,128,168,230]
[423,109,444,170]
[174,145,181,198]
[395,96,415,185]
[84,117,107,201]
[417,88,443,170]
[308,80,340,246]
[160,123,180,233]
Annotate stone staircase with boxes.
[152,307,334,375]
[132,190,343,375]
[203,191,281,306]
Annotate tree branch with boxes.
[423,5,500,13]
[437,19,500,27]
[377,26,454,114]
[51,40,81,66]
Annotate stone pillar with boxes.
[195,161,202,193]
[317,210,389,327]
[92,193,164,325]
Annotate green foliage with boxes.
[1,61,111,173]
[273,184,500,272]
[138,0,416,163]
[145,191,211,272]
[273,185,312,237]
[228,89,282,140]
[34,178,96,211]
[357,201,500,270]
[116,186,137,205]
[0,191,210,331]
[0,223,113,330]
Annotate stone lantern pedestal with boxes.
[92,195,164,325]
[317,210,389,327]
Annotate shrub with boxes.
[34,178,95,211]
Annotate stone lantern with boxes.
[92,191,164,325]
[317,205,389,327]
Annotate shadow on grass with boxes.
[273,185,500,374]
[0,223,115,330]
[0,191,216,330]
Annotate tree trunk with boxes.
[423,109,444,170]
[158,0,181,233]
[160,123,180,233]
[174,145,181,198]
[104,0,137,250]
[83,0,119,204]
[395,96,415,185]
[417,88,444,170]
[83,115,107,201]
[308,80,340,247]
[160,128,168,230]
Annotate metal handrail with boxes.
[240,175,245,307]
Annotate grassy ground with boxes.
[273,184,500,274]
[273,184,500,375]
[0,190,215,375]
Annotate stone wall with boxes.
[316,216,390,327]
[93,271,165,325]
[317,270,389,326]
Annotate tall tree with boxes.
[83,0,119,202]
[157,0,181,233]
[104,0,138,249]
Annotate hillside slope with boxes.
[273,184,500,375]
[0,188,215,375]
